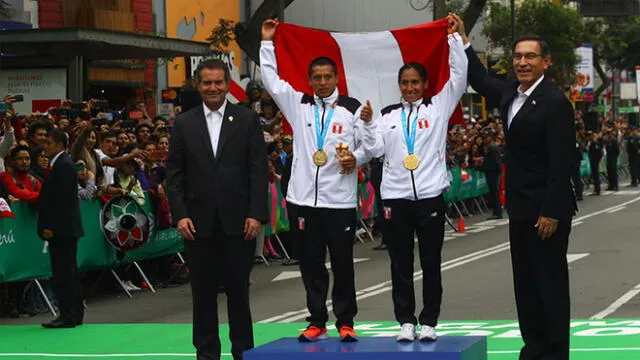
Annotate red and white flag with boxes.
[273,18,464,130]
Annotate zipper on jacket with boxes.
[314,101,327,207]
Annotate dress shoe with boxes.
[42,318,76,329]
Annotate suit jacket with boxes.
[479,144,501,173]
[167,102,268,239]
[466,46,577,221]
[587,141,603,162]
[37,152,84,240]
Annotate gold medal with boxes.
[313,150,328,166]
[403,154,420,170]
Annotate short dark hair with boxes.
[136,123,152,133]
[513,35,550,57]
[47,128,68,148]
[308,57,338,77]
[101,131,118,142]
[28,121,52,139]
[194,59,231,84]
[10,145,31,160]
[398,62,429,84]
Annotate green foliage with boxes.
[0,0,10,19]
[483,0,584,88]
[207,18,237,53]
[587,15,640,72]
[446,0,468,15]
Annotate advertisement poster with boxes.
[0,68,67,114]
[570,44,594,102]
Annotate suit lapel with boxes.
[216,103,239,159]
[195,106,216,163]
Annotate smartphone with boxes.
[94,100,109,109]
[50,108,68,117]
[151,150,168,161]
[70,102,85,110]
[75,162,86,171]
[121,120,137,128]
[12,94,24,103]
[103,113,113,121]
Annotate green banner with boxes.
[443,166,489,204]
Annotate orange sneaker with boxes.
[298,325,328,342]
[339,325,358,342]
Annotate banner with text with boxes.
[570,45,594,102]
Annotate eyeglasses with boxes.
[512,53,543,61]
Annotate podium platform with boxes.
[244,336,487,360]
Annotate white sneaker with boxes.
[418,325,437,341]
[396,323,416,342]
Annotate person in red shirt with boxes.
[0,145,42,204]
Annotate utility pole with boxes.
[276,0,285,21]
[433,0,447,20]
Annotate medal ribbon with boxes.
[401,107,418,155]
[314,104,335,151]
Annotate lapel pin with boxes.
[228,115,234,122]
[532,100,537,106]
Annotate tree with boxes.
[0,0,11,19]
[207,18,237,54]
[482,0,585,89]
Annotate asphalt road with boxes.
[3,182,639,327]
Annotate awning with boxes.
[0,27,212,61]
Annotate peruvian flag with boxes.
[273,18,464,128]
[418,119,429,129]
[332,124,344,134]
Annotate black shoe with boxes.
[42,318,76,329]
[486,215,503,220]
[282,259,300,266]
[372,243,387,251]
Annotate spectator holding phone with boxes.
[75,160,97,200]
[0,95,17,172]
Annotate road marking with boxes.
[271,258,370,282]
[466,225,496,233]
[605,205,626,214]
[590,282,640,319]
[476,219,509,226]
[260,243,511,323]
[489,348,640,354]
[571,220,584,227]
[567,253,589,264]
[261,196,640,323]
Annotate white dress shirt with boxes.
[203,101,227,157]
[49,151,64,167]
[508,75,545,128]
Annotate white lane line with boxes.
[272,258,369,282]
[605,206,626,214]
[567,253,589,264]
[489,348,640,354]
[590,282,640,319]
[571,220,584,227]
[260,196,640,323]
[466,225,496,233]
[260,243,511,323]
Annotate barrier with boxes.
[0,168,488,283]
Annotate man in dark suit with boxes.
[453,15,576,360]
[167,59,268,360]
[38,128,84,328]
[587,131,603,195]
[603,131,619,191]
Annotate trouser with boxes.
[370,159,386,241]
[629,154,639,184]
[382,196,445,326]
[295,206,357,328]
[485,171,502,216]
[48,237,83,324]
[184,221,256,360]
[571,170,583,199]
[606,159,618,189]
[509,219,571,360]
[589,160,600,192]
